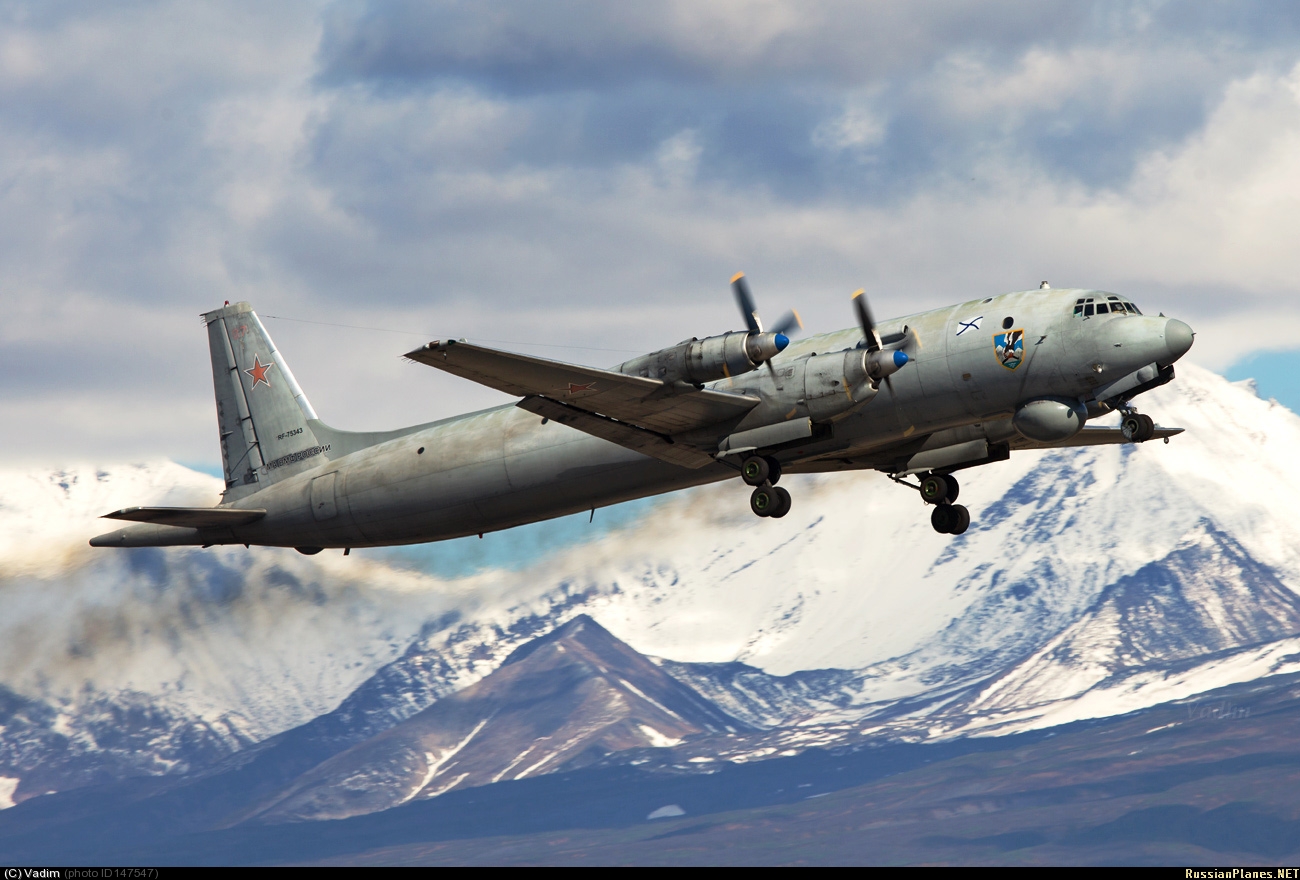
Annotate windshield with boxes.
[1073,296,1142,318]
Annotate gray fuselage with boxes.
[93,288,1192,550]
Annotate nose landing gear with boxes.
[742,455,792,519]
[1120,410,1156,443]
[897,471,971,535]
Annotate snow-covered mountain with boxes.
[282,363,1300,742]
[0,462,459,802]
[4,362,1300,808]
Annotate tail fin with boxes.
[203,302,329,500]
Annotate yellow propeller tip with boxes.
[792,308,804,329]
[851,288,865,298]
[731,272,746,283]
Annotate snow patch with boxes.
[637,724,682,748]
[647,804,686,819]
[0,777,16,810]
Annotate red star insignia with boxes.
[566,381,596,395]
[245,355,275,389]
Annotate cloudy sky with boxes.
[4,0,1300,467]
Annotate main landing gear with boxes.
[742,455,792,519]
[913,472,971,536]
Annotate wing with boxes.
[405,340,760,468]
[102,507,267,528]
[789,425,1186,476]
[1009,425,1184,449]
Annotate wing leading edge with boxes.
[404,340,760,468]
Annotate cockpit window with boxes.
[1074,295,1143,318]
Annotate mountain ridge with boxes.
[4,363,1300,807]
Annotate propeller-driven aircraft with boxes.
[91,279,1194,552]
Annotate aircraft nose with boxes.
[1163,318,1194,364]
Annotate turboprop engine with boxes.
[618,272,802,386]
[803,346,909,421]
[617,330,790,385]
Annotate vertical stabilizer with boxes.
[202,303,328,500]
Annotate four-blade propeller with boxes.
[731,272,803,337]
[727,273,907,389]
[853,287,908,393]
[730,272,803,375]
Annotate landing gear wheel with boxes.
[1137,413,1155,442]
[750,485,778,517]
[919,473,954,505]
[769,486,792,519]
[950,504,970,535]
[931,505,956,533]
[942,474,959,504]
[1121,413,1156,443]
[742,456,771,487]
[930,504,971,535]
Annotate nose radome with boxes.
[1164,318,1194,363]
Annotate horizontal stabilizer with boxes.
[101,507,267,529]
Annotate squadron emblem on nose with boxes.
[994,330,1024,370]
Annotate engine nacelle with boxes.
[803,347,909,422]
[1012,397,1087,443]
[618,331,789,385]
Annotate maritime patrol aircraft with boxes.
[90,279,1194,552]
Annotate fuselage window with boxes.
[1128,302,1142,315]
[1084,303,1094,316]
[1096,302,1110,314]
[1073,303,1083,316]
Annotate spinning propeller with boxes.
[730,272,803,376]
[852,288,909,393]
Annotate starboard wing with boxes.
[1009,425,1184,449]
[404,340,759,466]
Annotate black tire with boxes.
[931,505,957,534]
[770,486,792,518]
[919,474,950,505]
[1121,414,1142,441]
[944,474,960,504]
[950,504,971,535]
[742,456,771,487]
[1137,413,1155,442]
[750,486,777,517]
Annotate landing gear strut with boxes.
[903,471,971,535]
[743,455,791,518]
